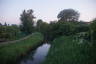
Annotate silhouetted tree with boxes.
[57,9,79,22]
[0,23,2,26]
[4,22,7,26]
[20,9,35,34]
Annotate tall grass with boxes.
[0,32,43,64]
[43,36,91,64]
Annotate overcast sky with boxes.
[0,0,96,24]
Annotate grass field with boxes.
[0,32,43,64]
[43,36,91,64]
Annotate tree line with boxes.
[0,9,96,43]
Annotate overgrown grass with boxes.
[0,32,43,64]
[43,36,91,64]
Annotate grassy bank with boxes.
[43,36,91,64]
[0,32,43,64]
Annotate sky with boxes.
[0,0,96,24]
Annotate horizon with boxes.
[0,0,96,24]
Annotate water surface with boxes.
[19,43,51,64]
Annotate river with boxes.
[19,43,51,64]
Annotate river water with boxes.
[19,43,51,64]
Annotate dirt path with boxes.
[0,34,32,45]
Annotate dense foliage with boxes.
[36,20,89,41]
[90,19,96,43]
[0,23,22,42]
[43,36,91,64]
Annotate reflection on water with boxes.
[19,43,51,64]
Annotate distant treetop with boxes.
[57,9,80,22]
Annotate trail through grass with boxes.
[0,32,43,64]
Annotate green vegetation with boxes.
[43,36,91,64]
[90,18,96,42]
[0,24,23,42]
[35,9,89,41]
[89,19,96,63]
[0,9,35,42]
[0,32,43,64]
[0,8,96,64]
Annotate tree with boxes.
[0,23,2,26]
[20,9,35,34]
[39,22,49,40]
[36,19,43,32]
[57,9,80,22]
[4,22,7,26]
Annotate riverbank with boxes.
[0,32,44,64]
[43,36,91,64]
